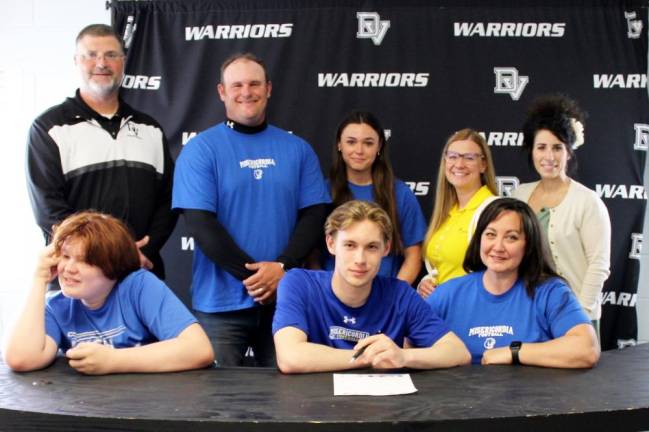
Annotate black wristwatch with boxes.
[510,341,522,365]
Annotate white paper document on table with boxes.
[333,373,418,396]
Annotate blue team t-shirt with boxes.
[272,269,449,349]
[172,123,330,312]
[45,269,197,351]
[323,180,426,279]
[426,271,590,364]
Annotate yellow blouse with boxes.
[425,185,495,284]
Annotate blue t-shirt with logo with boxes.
[426,271,590,364]
[272,269,449,349]
[45,269,197,351]
[172,123,330,312]
[323,180,426,279]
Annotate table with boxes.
[1,343,649,431]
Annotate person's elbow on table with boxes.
[177,323,215,370]
[571,324,601,368]
[439,331,472,367]
[273,327,320,374]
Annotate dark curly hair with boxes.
[522,94,586,175]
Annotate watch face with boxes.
[510,341,522,349]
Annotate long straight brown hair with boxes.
[329,111,402,254]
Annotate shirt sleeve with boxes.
[278,203,328,269]
[538,278,591,338]
[183,209,254,280]
[172,136,219,213]
[131,271,198,340]
[26,118,75,240]
[405,285,450,347]
[272,269,310,335]
[396,181,427,247]
[140,128,178,258]
[575,193,611,315]
[425,280,452,321]
[44,301,64,348]
[297,141,331,209]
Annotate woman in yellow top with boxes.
[417,129,497,298]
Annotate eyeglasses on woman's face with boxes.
[444,150,484,164]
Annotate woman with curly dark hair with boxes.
[512,95,611,332]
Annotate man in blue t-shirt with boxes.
[272,200,470,373]
[173,53,330,367]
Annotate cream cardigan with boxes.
[512,180,611,320]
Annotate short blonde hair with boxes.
[325,200,393,245]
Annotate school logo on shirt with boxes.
[484,337,496,349]
[239,158,277,180]
[329,326,369,342]
[126,123,141,139]
[468,325,514,338]
[67,326,126,347]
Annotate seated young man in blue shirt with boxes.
[272,200,470,373]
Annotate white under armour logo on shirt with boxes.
[343,316,356,325]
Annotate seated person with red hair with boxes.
[4,211,214,374]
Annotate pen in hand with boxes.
[350,344,369,363]
[350,331,382,363]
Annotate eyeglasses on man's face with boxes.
[78,51,125,63]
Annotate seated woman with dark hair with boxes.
[3,211,214,374]
[426,198,600,368]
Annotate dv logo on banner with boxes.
[356,12,390,45]
[625,11,643,39]
[494,67,528,101]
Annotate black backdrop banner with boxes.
[111,0,648,351]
